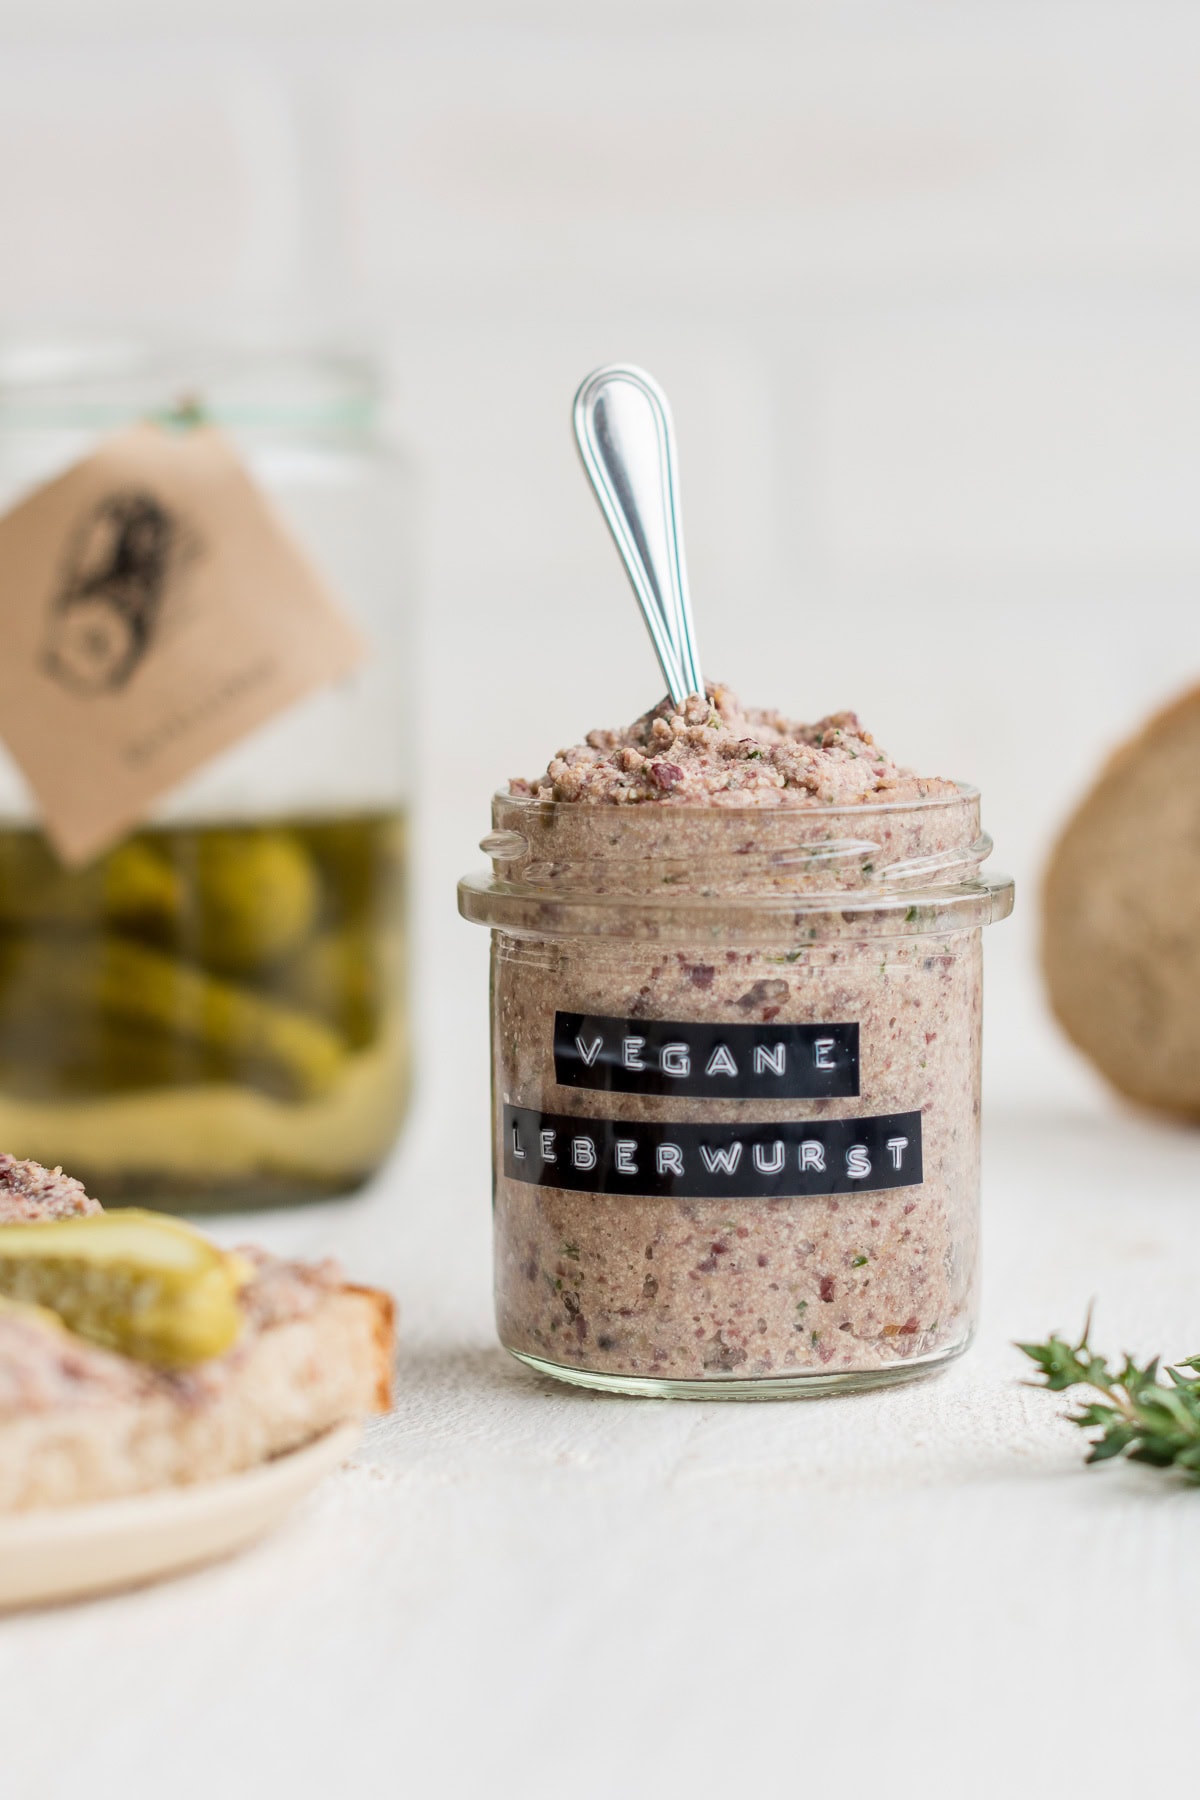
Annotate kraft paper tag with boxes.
[0,423,366,863]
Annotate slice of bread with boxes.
[1043,684,1200,1118]
[0,1169,394,1512]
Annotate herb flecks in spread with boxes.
[512,685,956,810]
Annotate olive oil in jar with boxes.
[0,813,409,1208]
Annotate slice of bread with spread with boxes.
[0,1154,394,1512]
[1043,684,1200,1119]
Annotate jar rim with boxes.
[462,779,1012,939]
[458,867,1015,940]
[0,336,380,435]
[482,780,986,891]
[493,780,980,820]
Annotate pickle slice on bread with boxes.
[0,1211,246,1367]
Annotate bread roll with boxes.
[1043,685,1200,1117]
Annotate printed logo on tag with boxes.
[0,423,365,863]
[42,488,200,697]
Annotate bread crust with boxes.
[344,1283,396,1413]
[1042,683,1200,1117]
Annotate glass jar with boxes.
[460,786,1012,1398]
[0,340,414,1208]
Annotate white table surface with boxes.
[3,987,1200,1800]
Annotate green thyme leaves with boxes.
[1019,1315,1200,1481]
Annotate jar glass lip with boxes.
[493,780,980,819]
[464,779,1010,936]
[459,867,1015,940]
[484,780,984,880]
[0,336,380,434]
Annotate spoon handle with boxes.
[573,364,704,706]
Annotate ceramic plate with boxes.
[0,1421,360,1611]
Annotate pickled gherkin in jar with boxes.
[0,936,347,1101]
[0,813,409,1209]
[165,830,322,974]
[0,835,183,931]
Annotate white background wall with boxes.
[1,0,1199,1111]
[0,21,1195,1795]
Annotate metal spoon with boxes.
[572,364,704,707]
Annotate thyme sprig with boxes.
[1019,1312,1200,1480]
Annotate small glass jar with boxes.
[460,786,1012,1397]
[0,340,414,1209]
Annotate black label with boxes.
[553,1012,859,1099]
[503,1105,921,1199]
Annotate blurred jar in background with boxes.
[0,341,414,1208]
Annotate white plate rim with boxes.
[0,1420,361,1608]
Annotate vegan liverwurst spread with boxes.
[490,687,981,1386]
